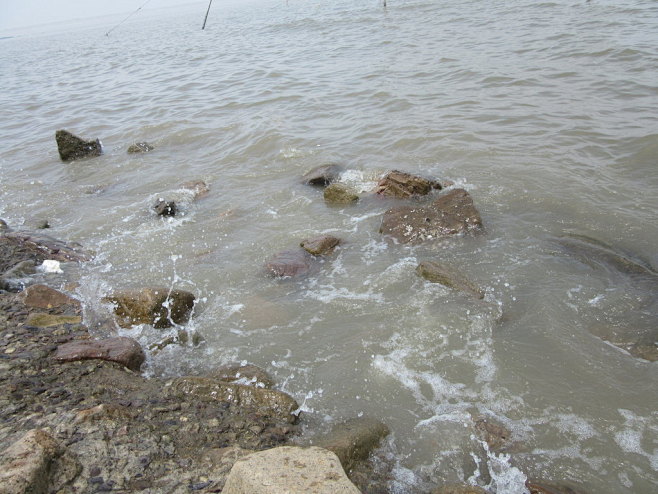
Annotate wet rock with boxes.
[431,484,489,494]
[587,323,658,362]
[0,231,92,274]
[180,180,210,200]
[265,250,313,278]
[0,219,8,233]
[153,198,177,217]
[35,219,50,230]
[55,129,102,162]
[209,364,275,389]
[55,337,145,371]
[416,261,484,299]
[526,479,588,494]
[104,287,195,329]
[169,376,299,424]
[324,183,359,205]
[380,188,483,244]
[21,284,81,310]
[25,313,82,327]
[223,446,360,494]
[1,261,37,291]
[375,170,442,198]
[302,164,344,186]
[473,417,510,451]
[313,417,390,473]
[73,403,134,424]
[300,235,341,256]
[127,141,154,153]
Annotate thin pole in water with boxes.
[105,0,153,37]
[202,0,214,30]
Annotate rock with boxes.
[169,376,299,424]
[55,337,146,371]
[127,142,154,153]
[180,180,210,200]
[222,446,360,494]
[431,484,489,494]
[587,323,658,362]
[302,164,344,186]
[324,183,359,205]
[21,284,81,310]
[0,231,92,274]
[0,429,80,494]
[375,170,441,198]
[265,250,313,278]
[35,219,50,229]
[104,287,195,329]
[473,417,510,451]
[0,219,8,233]
[153,198,177,217]
[416,261,484,299]
[25,313,82,327]
[313,416,390,473]
[209,364,275,389]
[526,479,588,494]
[300,235,341,256]
[55,129,102,162]
[380,188,483,243]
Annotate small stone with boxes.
[154,199,176,217]
[4,347,16,354]
[127,141,154,153]
[35,219,50,229]
[300,235,341,256]
[324,183,359,205]
[55,129,102,162]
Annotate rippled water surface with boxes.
[1,1,657,492]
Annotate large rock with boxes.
[380,188,483,243]
[169,376,299,424]
[104,287,195,328]
[209,363,275,389]
[300,235,341,256]
[324,183,359,205]
[54,337,146,371]
[55,130,102,162]
[20,284,81,310]
[416,261,484,299]
[265,250,313,278]
[302,164,344,186]
[222,446,360,494]
[313,416,390,473]
[375,170,441,198]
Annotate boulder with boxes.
[180,180,210,200]
[55,130,102,162]
[313,416,390,473]
[222,446,360,494]
[302,164,344,186]
[324,183,359,205]
[104,287,195,328]
[21,284,81,310]
[375,170,441,198]
[209,363,275,389]
[380,188,483,243]
[25,313,82,327]
[431,484,489,494]
[416,261,484,299]
[54,337,145,371]
[265,250,313,278]
[0,231,92,274]
[153,198,177,217]
[127,141,154,153]
[300,235,341,256]
[169,376,299,424]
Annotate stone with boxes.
[127,142,154,153]
[21,284,81,310]
[416,261,484,299]
[55,130,102,162]
[209,364,275,389]
[473,417,510,451]
[587,323,658,362]
[35,219,50,229]
[526,479,588,494]
[25,313,82,327]
[222,446,360,494]
[313,416,390,473]
[300,235,341,256]
[431,484,489,494]
[0,219,8,233]
[265,250,313,278]
[0,231,92,274]
[324,183,359,205]
[302,164,344,186]
[169,377,299,424]
[180,180,210,200]
[55,337,145,371]
[153,198,177,217]
[380,188,483,243]
[104,287,195,329]
[375,170,441,198]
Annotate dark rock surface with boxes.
[300,235,341,256]
[55,337,146,371]
[55,130,102,162]
[180,180,210,200]
[375,170,442,198]
[416,261,484,299]
[302,164,344,186]
[127,142,154,153]
[153,198,177,216]
[265,250,313,278]
[104,287,195,329]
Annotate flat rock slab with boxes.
[55,337,145,371]
[55,130,102,161]
[416,261,484,299]
[300,235,341,256]
[265,250,313,278]
[104,287,195,328]
[302,164,344,186]
[21,284,81,310]
[222,446,360,494]
[25,313,82,327]
[380,188,483,244]
[375,170,441,198]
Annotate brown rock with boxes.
[265,250,313,278]
[300,235,341,256]
[21,284,81,310]
[416,261,484,299]
[55,129,102,161]
[209,364,275,389]
[302,164,344,186]
[25,313,82,327]
[324,183,359,205]
[474,417,510,451]
[127,142,154,153]
[431,484,489,494]
[375,170,441,198]
[380,188,483,243]
[526,479,588,494]
[104,287,195,329]
[153,198,177,216]
[54,337,145,371]
[180,180,210,200]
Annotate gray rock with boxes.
[127,142,154,153]
[222,446,360,494]
[416,261,484,299]
[324,183,359,205]
[55,130,102,162]
[153,198,177,217]
[209,364,275,389]
[21,284,80,310]
[375,170,442,198]
[265,250,313,278]
[302,164,344,186]
[300,235,341,256]
[54,337,146,371]
[103,287,195,329]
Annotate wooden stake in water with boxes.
[202,0,214,30]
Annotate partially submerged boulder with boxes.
[153,198,177,217]
[265,250,313,278]
[587,323,658,362]
[127,141,154,153]
[300,235,341,256]
[416,261,484,299]
[209,363,275,389]
[104,287,195,328]
[302,164,344,186]
[431,484,489,494]
[54,337,146,371]
[473,417,511,451]
[223,446,360,494]
[180,180,210,200]
[375,170,442,198]
[55,129,102,162]
[380,188,483,243]
[526,479,588,494]
[324,183,359,205]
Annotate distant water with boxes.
[1,1,657,492]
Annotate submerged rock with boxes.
[210,363,275,389]
[416,261,484,299]
[104,287,195,328]
[473,417,511,451]
[431,484,489,494]
[375,170,442,198]
[265,250,313,278]
[587,323,658,362]
[380,188,483,243]
[526,479,588,494]
[153,198,177,216]
[127,141,154,153]
[180,179,210,200]
[302,164,344,186]
[223,446,360,494]
[0,219,8,233]
[55,337,146,371]
[55,129,102,162]
[324,183,359,205]
[300,235,341,256]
